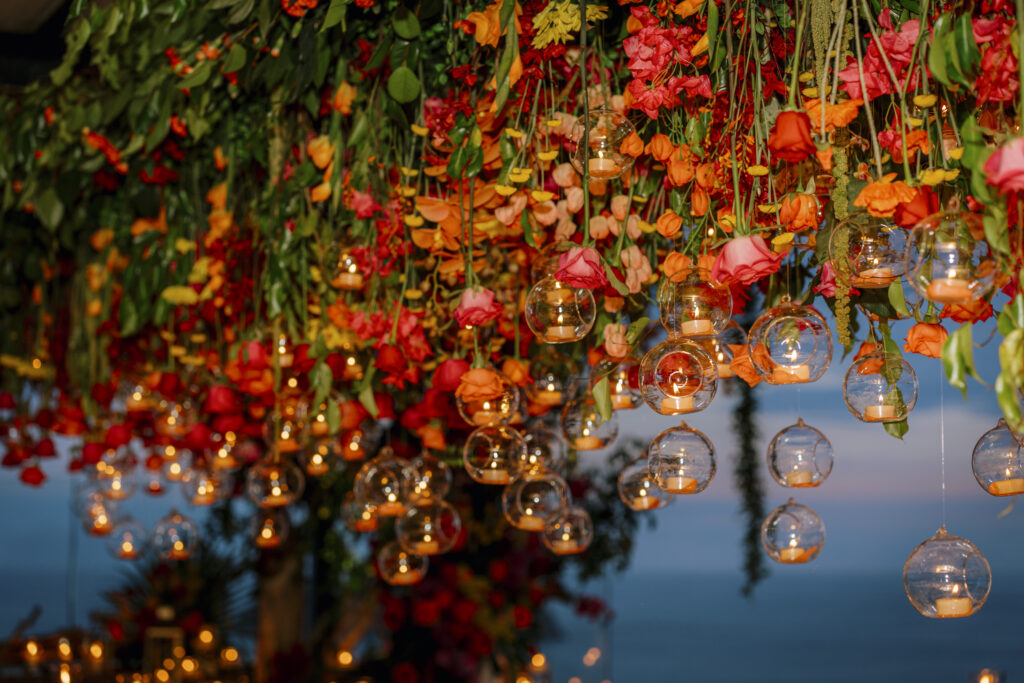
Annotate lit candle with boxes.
[118,543,137,560]
[310,419,329,437]
[926,277,973,304]
[264,490,290,507]
[855,267,896,286]
[472,410,498,426]
[934,596,972,617]
[864,404,897,422]
[631,495,657,510]
[611,393,634,410]
[517,516,546,531]
[717,363,734,379]
[169,548,191,561]
[545,288,573,305]
[91,519,113,536]
[987,478,1024,496]
[389,569,422,586]
[255,533,281,549]
[785,470,814,487]
[337,272,365,290]
[147,480,164,495]
[588,156,620,179]
[772,364,811,383]
[574,436,603,450]
[192,491,217,506]
[551,539,581,554]
[544,326,578,342]
[125,390,151,412]
[778,546,808,563]
[662,475,698,494]
[534,389,563,407]
[679,319,714,336]
[354,517,378,532]
[412,540,440,554]
[306,458,330,476]
[377,501,406,516]
[277,438,301,454]
[343,443,366,461]
[660,395,694,414]
[480,468,510,484]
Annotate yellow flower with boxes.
[532,1,607,49]
[531,190,555,202]
[410,124,429,136]
[747,165,769,176]
[495,184,517,196]
[947,147,964,160]
[536,150,559,161]
[162,286,199,305]
[913,94,938,108]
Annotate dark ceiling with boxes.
[0,0,70,87]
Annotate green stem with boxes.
[579,0,591,247]
[787,0,811,109]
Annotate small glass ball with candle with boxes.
[766,419,834,488]
[161,449,188,483]
[971,420,1024,496]
[182,466,231,507]
[618,456,675,511]
[340,427,372,462]
[639,338,717,415]
[107,518,147,560]
[342,493,379,533]
[559,386,619,451]
[647,421,716,495]
[154,399,194,439]
[842,352,918,424]
[96,460,138,501]
[82,497,117,536]
[608,359,642,410]
[397,499,462,555]
[657,269,733,338]
[525,276,597,345]
[303,439,341,477]
[569,108,637,181]
[761,499,825,564]
[542,506,594,555]
[251,508,290,550]
[377,540,429,586]
[903,527,991,618]
[307,401,335,440]
[210,431,243,471]
[525,353,579,409]
[263,400,309,456]
[829,215,907,288]
[522,424,568,473]
[120,380,156,414]
[354,447,415,516]
[142,456,166,495]
[408,452,452,503]
[502,468,570,532]
[152,510,199,561]
[905,209,996,305]
[246,459,306,508]
[454,371,521,427]
[463,425,528,485]
[747,302,832,384]
[334,245,365,290]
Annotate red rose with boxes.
[711,235,784,286]
[984,137,1024,194]
[555,246,608,289]
[34,409,54,429]
[373,392,397,420]
[205,385,240,413]
[82,442,105,465]
[513,605,533,629]
[211,413,245,434]
[768,110,817,162]
[34,438,56,458]
[894,185,939,228]
[105,424,133,448]
[432,358,470,391]
[184,424,214,451]
[20,465,46,486]
[453,287,503,327]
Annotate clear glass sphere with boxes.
[397,500,462,555]
[307,402,335,439]
[152,510,199,561]
[246,459,306,508]
[761,499,825,564]
[377,540,429,586]
[609,360,642,410]
[182,467,231,506]
[657,269,732,337]
[210,432,242,471]
[639,338,717,415]
[560,388,619,451]
[154,400,194,439]
[455,370,520,427]
[96,464,137,501]
[82,496,117,536]
[354,448,414,516]
[303,438,340,477]
[647,421,716,494]
[334,245,365,290]
[618,456,674,511]
[108,518,147,560]
[523,424,568,473]
[747,302,832,384]
[842,352,919,423]
[766,419,834,488]
[502,469,570,531]
[409,452,453,503]
[971,419,1024,496]
[903,527,991,618]
[251,508,290,550]
[121,381,156,414]
[905,209,996,305]
[463,425,527,485]
[341,492,379,533]
[829,216,907,288]
[264,401,308,455]
[525,276,597,344]
[525,354,579,409]
[542,506,594,555]
[569,108,637,181]
[340,428,371,462]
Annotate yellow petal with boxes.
[531,190,555,202]
[510,172,532,183]
[908,117,924,127]
[948,147,964,160]
[537,150,558,161]
[161,286,199,305]
[175,238,197,254]
[404,289,423,300]
[400,167,419,177]
[632,195,648,204]
[399,186,417,197]
[802,87,825,98]
[758,203,779,214]
[943,168,960,181]
[912,94,938,108]
[918,168,946,186]
[638,220,656,234]
[495,184,517,196]
[504,127,525,138]
[410,124,429,136]
[747,165,769,176]
[798,71,814,82]
[546,119,562,127]
[772,232,794,252]
[404,213,425,227]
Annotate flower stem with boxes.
[579,0,592,247]
[788,0,811,109]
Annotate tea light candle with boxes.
[551,539,580,554]
[277,438,301,454]
[125,391,150,412]
[310,419,329,437]
[987,478,1024,496]
[574,436,603,450]
[772,364,811,383]
[934,596,972,617]
[611,393,634,410]
[377,501,406,517]
[717,363,734,379]
[472,410,498,426]
[785,470,814,487]
[660,395,694,414]
[264,490,290,507]
[169,548,191,560]
[545,288,573,305]
[354,517,378,532]
[480,468,510,484]
[147,480,164,495]
[390,569,422,586]
[534,389,563,407]
[926,277,973,304]
[544,326,577,342]
[631,494,657,510]
[306,458,330,476]
[680,319,714,336]
[662,475,698,494]
[344,443,366,461]
[412,540,440,554]
[255,532,281,549]
[865,404,897,422]
[778,546,807,563]
[855,267,895,285]
[118,543,137,560]
[517,516,546,531]
[192,491,217,506]
[588,156,620,179]
[337,272,364,290]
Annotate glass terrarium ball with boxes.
[334,246,365,290]
[569,108,637,181]
[354,448,415,516]
[618,456,674,511]
[108,518,147,560]
[609,359,642,410]
[542,506,594,555]
[842,352,918,423]
[766,419,834,488]
[251,508,290,550]
[121,381,156,413]
[409,452,453,503]
[396,500,462,555]
[82,496,117,536]
[154,400,194,439]
[246,459,306,508]
[639,338,717,415]
[463,425,527,485]
[903,527,991,618]
[905,209,996,305]
[523,424,568,473]
[525,354,579,408]
[971,419,1024,496]
[657,269,733,337]
[502,469,570,531]
[648,421,716,495]
[211,432,243,471]
[761,499,825,564]
[152,510,199,561]
[377,540,429,586]
[304,438,341,477]
[182,468,231,506]
[560,390,619,451]
[829,216,908,288]
[525,276,597,344]
[96,464,137,501]
[341,492,379,533]
[340,428,371,462]
[747,302,832,384]
[263,402,308,455]
[455,370,520,427]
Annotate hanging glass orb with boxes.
[121,381,156,414]
[766,419,834,488]
[308,402,334,439]
[648,421,716,495]
[761,499,825,564]
[903,527,991,618]
[251,509,290,550]
[618,456,674,511]
[560,387,619,451]
[152,510,199,561]
[829,215,907,288]
[340,428,371,462]
[334,245,365,290]
[354,447,414,516]
[107,518,147,560]
[525,354,578,408]
[639,338,717,415]
[397,500,462,555]
[455,370,519,427]
[303,439,340,477]
[210,432,242,471]
[82,496,116,536]
[525,276,597,345]
[96,463,137,501]
[162,450,187,483]
[972,419,1024,496]
[657,269,732,337]
[463,425,527,485]
[609,360,642,410]
[542,506,594,555]
[502,469,570,531]
[264,400,308,455]
[142,456,165,495]
[905,209,996,305]
[747,301,832,384]
[523,424,568,473]
[154,400,193,439]
[182,467,230,506]
[842,351,919,423]
[246,459,306,508]
[569,108,637,181]
[714,320,748,379]
[409,452,452,503]
[342,493,379,532]
[377,540,429,586]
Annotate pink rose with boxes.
[603,323,629,358]
[711,235,784,286]
[433,358,470,391]
[813,261,860,298]
[984,137,1024,194]
[555,247,608,290]
[453,287,503,327]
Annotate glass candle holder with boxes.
[618,456,674,511]
[541,506,594,555]
[842,352,918,423]
[761,499,825,564]
[569,108,637,181]
[522,424,568,473]
[377,541,429,586]
[152,510,199,561]
[830,215,907,288]
[971,419,1024,496]
[648,420,716,494]
[408,452,453,503]
[657,269,732,337]
[107,518,147,560]
[639,338,717,415]
[502,469,570,531]
[462,425,527,485]
[525,276,597,344]
[903,527,990,618]
[397,500,462,555]
[246,459,306,508]
[525,353,579,409]
[560,385,619,451]
[747,301,832,385]
[354,448,414,516]
[766,419,834,488]
[454,371,520,427]
[251,508,290,550]
[905,209,996,305]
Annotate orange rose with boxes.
[853,341,884,375]
[662,251,693,282]
[778,194,819,232]
[656,210,683,239]
[903,322,948,358]
[500,358,530,386]
[691,184,709,216]
[645,134,674,162]
[307,135,334,170]
[853,173,918,217]
[768,110,816,162]
[455,368,505,402]
[417,424,446,450]
[727,344,762,386]
[804,98,862,133]
[940,299,995,323]
[620,131,644,157]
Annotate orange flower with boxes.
[603,323,629,359]
[417,424,446,450]
[903,322,948,358]
[673,0,702,17]
[307,135,334,170]
[804,98,863,133]
[620,131,644,157]
[500,358,530,386]
[333,81,356,114]
[311,182,331,202]
[464,0,508,47]
[663,251,693,282]
[695,162,716,189]
[727,344,762,386]
[768,110,816,162]
[853,173,918,217]
[206,182,227,211]
[815,146,833,172]
[213,146,229,171]
[853,341,884,375]
[891,129,931,164]
[778,194,819,232]
[130,206,167,237]
[940,299,995,323]
[454,368,505,402]
[691,184,709,216]
[645,133,674,162]
[655,210,683,239]
[666,146,695,186]
[90,228,114,251]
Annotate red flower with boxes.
[768,111,816,163]
[984,137,1024,194]
[513,605,533,629]
[82,442,105,465]
[350,190,381,218]
[453,287,504,327]
[20,465,46,486]
[433,358,470,391]
[894,185,939,228]
[34,438,56,458]
[205,385,240,413]
[105,424,133,448]
[555,246,608,289]
[374,345,419,389]
[711,235,784,286]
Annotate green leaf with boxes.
[927,14,952,87]
[603,262,629,296]
[358,384,378,418]
[519,208,536,248]
[223,43,247,72]
[998,294,1024,335]
[226,0,255,23]
[325,396,340,434]
[996,372,1024,434]
[592,376,611,425]
[626,317,652,346]
[1000,329,1024,387]
[706,0,718,69]
[943,27,971,89]
[179,61,212,89]
[942,323,983,398]
[312,360,333,407]
[983,204,1010,256]
[888,280,910,318]
[34,188,64,231]
[386,65,420,103]
[321,0,347,30]
[883,418,909,440]
[119,295,141,336]
[954,12,980,80]
[392,6,421,39]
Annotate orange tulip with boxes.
[663,251,693,282]
[890,129,931,164]
[130,206,167,237]
[206,182,228,211]
[768,110,816,162]
[666,146,695,186]
[311,182,331,202]
[690,184,709,216]
[333,81,356,114]
[307,135,334,170]
[213,146,229,171]
[903,322,948,358]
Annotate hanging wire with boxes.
[939,360,947,528]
